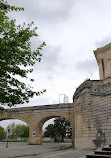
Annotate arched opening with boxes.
[0,119,29,143]
[42,118,55,143]
[38,116,73,147]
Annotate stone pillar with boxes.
[69,113,75,147]
[28,124,42,145]
[98,58,104,80]
[71,125,75,147]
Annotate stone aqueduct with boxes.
[1,43,111,149]
[0,103,75,146]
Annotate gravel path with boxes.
[0,142,93,158]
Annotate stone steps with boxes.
[95,151,111,155]
[102,147,111,151]
[86,154,111,158]
[86,144,111,158]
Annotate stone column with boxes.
[28,124,42,145]
[98,58,104,80]
[69,113,75,147]
[71,125,75,147]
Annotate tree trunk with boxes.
[61,135,64,142]
[54,137,57,142]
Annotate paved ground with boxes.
[0,142,93,158]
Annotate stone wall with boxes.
[73,77,111,149]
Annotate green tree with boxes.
[14,124,29,140]
[44,117,72,142]
[44,124,58,142]
[6,123,29,141]
[22,125,29,139]
[6,122,16,141]
[0,0,46,110]
[0,126,6,141]
[54,117,72,142]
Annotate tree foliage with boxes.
[44,124,57,142]
[14,124,29,140]
[0,0,46,109]
[6,122,16,141]
[44,117,72,142]
[0,125,6,141]
[6,122,29,141]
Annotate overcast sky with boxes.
[1,0,111,127]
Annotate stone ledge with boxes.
[3,103,74,113]
[73,78,111,100]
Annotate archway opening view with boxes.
[42,117,72,145]
[0,119,29,142]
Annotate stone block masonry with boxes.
[0,103,75,147]
[73,77,111,149]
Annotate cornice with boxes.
[93,43,111,60]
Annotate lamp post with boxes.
[6,128,10,148]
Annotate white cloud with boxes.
[96,34,111,47]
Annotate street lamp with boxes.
[6,128,10,148]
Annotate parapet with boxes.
[73,77,111,101]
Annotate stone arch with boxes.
[0,119,30,129]
[0,116,31,127]
[34,114,74,146]
[0,105,74,146]
[39,115,73,130]
[0,117,31,143]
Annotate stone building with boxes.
[74,43,111,148]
